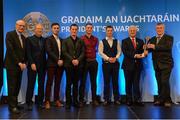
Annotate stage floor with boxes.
[0,103,180,119]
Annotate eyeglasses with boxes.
[17,24,26,28]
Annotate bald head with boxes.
[15,20,26,33]
[128,25,137,38]
[34,24,44,37]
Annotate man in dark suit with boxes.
[147,23,174,107]
[99,25,121,105]
[122,25,146,106]
[4,20,27,114]
[26,24,46,110]
[62,24,84,109]
[45,23,64,109]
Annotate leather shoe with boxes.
[73,102,80,108]
[164,102,171,107]
[9,107,20,114]
[135,101,144,106]
[114,100,121,105]
[17,105,24,110]
[27,104,33,111]
[79,101,84,107]
[92,100,99,106]
[37,103,45,109]
[154,101,161,106]
[65,104,71,109]
[126,101,133,106]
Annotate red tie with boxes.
[132,38,136,49]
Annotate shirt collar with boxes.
[130,37,136,40]
[156,34,164,38]
[53,34,59,40]
[105,37,114,40]
[16,30,21,36]
[85,34,93,39]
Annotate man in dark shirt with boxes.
[62,24,84,109]
[26,24,46,110]
[79,23,99,107]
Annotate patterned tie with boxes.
[132,38,136,49]
[156,36,161,44]
[18,34,23,48]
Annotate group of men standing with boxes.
[3,19,174,114]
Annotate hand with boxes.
[72,59,79,66]
[57,60,63,66]
[147,44,155,49]
[143,44,147,50]
[31,64,37,71]
[22,63,27,70]
[18,62,26,71]
[143,50,148,56]
[135,54,144,59]
[109,57,116,63]
[145,36,151,41]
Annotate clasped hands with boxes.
[108,57,117,63]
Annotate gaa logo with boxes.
[23,12,50,37]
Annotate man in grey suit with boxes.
[62,24,85,109]
[147,22,174,107]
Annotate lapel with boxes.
[51,35,59,53]
[157,34,165,45]
[128,37,136,50]
[14,31,24,50]
[75,38,80,50]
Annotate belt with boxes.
[86,58,96,62]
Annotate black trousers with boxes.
[123,68,141,102]
[65,66,82,105]
[6,68,22,108]
[102,61,120,101]
[26,66,46,105]
[79,60,98,102]
[155,68,172,103]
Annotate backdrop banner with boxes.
[2,0,180,103]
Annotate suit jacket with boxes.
[45,35,63,67]
[121,37,144,70]
[148,34,174,70]
[4,30,26,69]
[62,36,85,67]
[26,35,46,69]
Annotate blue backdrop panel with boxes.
[2,0,180,102]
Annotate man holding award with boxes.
[122,25,147,106]
[147,23,174,107]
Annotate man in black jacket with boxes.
[4,20,27,114]
[26,24,46,110]
[45,23,64,109]
[62,24,84,109]
[147,23,174,107]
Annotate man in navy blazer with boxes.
[147,23,174,107]
[122,25,147,106]
[26,24,46,110]
[4,20,27,114]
